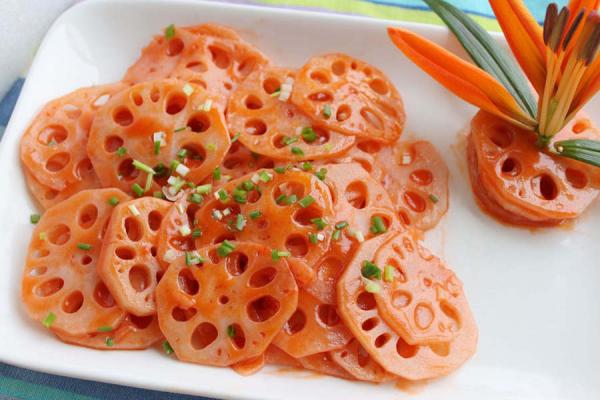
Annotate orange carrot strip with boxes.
[387,27,534,129]
[489,0,546,94]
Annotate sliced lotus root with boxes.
[265,345,302,368]
[304,163,401,304]
[318,140,378,174]
[231,353,266,376]
[297,352,354,380]
[192,168,335,283]
[24,166,101,210]
[337,234,478,380]
[20,83,125,191]
[87,79,230,195]
[96,197,171,316]
[329,339,394,383]
[227,67,355,160]
[22,188,131,336]
[54,314,163,350]
[273,290,352,358]
[155,241,298,366]
[219,141,276,181]
[369,140,449,230]
[469,111,600,226]
[291,53,405,143]
[169,33,270,109]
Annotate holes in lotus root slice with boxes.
[21,83,125,192]
[192,169,335,272]
[274,290,352,358]
[155,241,298,366]
[469,111,600,226]
[87,80,230,196]
[336,233,478,380]
[22,189,130,336]
[370,141,449,231]
[226,66,355,161]
[290,53,405,143]
[96,197,171,316]
[329,339,394,382]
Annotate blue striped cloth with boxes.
[0,1,563,399]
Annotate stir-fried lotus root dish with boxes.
[20,21,483,385]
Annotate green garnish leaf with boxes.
[196,184,212,194]
[42,312,56,328]
[232,132,240,142]
[227,325,236,338]
[315,168,327,181]
[132,183,144,197]
[272,249,291,261]
[369,216,387,235]
[554,139,600,167]
[249,210,262,219]
[335,221,349,230]
[363,278,381,294]
[217,240,236,257]
[301,127,317,143]
[291,146,304,156]
[323,104,332,118]
[298,195,315,208]
[301,161,313,171]
[384,264,395,282]
[77,243,92,251]
[165,24,176,40]
[217,188,229,202]
[192,229,202,238]
[97,326,113,332]
[429,194,439,203]
[235,214,246,231]
[423,0,537,118]
[308,233,318,244]
[274,166,286,174]
[232,188,248,204]
[189,193,203,204]
[282,136,298,146]
[105,337,114,347]
[116,147,127,157]
[310,217,328,231]
[154,140,161,155]
[361,260,382,280]
[30,214,41,224]
[162,340,174,355]
[213,167,222,181]
[108,196,120,206]
[258,171,272,182]
[332,229,341,241]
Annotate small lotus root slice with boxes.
[329,339,395,383]
[337,234,478,380]
[297,352,355,380]
[227,67,355,160]
[96,197,171,316]
[22,188,131,336]
[469,111,600,226]
[273,290,352,358]
[87,79,230,195]
[291,53,405,143]
[370,140,449,230]
[20,83,125,191]
[155,241,298,366]
[54,314,163,350]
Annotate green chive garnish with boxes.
[77,243,92,251]
[249,210,262,219]
[242,180,255,191]
[298,195,315,208]
[177,149,188,160]
[39,232,47,241]
[235,214,246,231]
[97,326,113,332]
[196,184,212,194]
[323,104,332,118]
[217,240,236,257]
[363,278,381,294]
[315,168,327,181]
[271,88,281,97]
[217,188,228,202]
[361,261,382,280]
[30,214,41,224]
[153,140,161,155]
[258,171,272,182]
[232,132,240,142]
[174,126,186,133]
[132,160,155,175]
[105,337,114,347]
[310,217,327,231]
[284,194,297,205]
[429,194,439,203]
[335,221,349,230]
[42,312,56,328]
[108,196,120,206]
[165,24,175,40]
[272,249,291,261]
[192,229,202,238]
[162,340,174,355]
[213,167,222,181]
[282,136,298,146]
[291,146,304,156]
[308,233,318,244]
[227,325,236,338]
[275,194,287,204]
[274,166,286,174]
[132,183,144,197]
[301,162,313,171]
[116,147,127,157]
[232,188,247,204]
[383,265,394,282]
[189,193,203,204]
[370,216,387,235]
[301,127,317,143]
[332,229,341,240]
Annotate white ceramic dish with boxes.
[2,0,600,399]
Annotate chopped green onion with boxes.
[298,195,315,208]
[108,196,120,206]
[332,229,341,240]
[272,249,291,261]
[232,132,240,142]
[196,184,212,194]
[153,191,166,199]
[258,171,272,182]
[242,180,255,191]
[232,188,247,204]
[170,160,181,172]
[274,166,286,174]
[164,24,175,39]
[284,194,297,205]
[383,265,394,282]
[162,340,174,355]
[271,88,281,97]
[185,251,204,266]
[301,161,313,171]
[30,214,41,224]
[291,146,304,156]
[97,326,113,332]
[77,243,92,251]
[144,173,153,193]
[335,221,349,230]
[301,127,317,143]
[116,147,127,157]
[227,325,236,338]
[361,261,382,280]
[308,233,318,245]
[189,193,203,204]
[128,204,141,216]
[177,149,188,160]
[192,229,202,238]
[105,337,114,347]
[39,232,47,241]
[42,312,56,328]
[235,214,246,231]
[217,240,236,257]
[310,217,328,231]
[275,194,287,204]
[363,278,381,294]
[429,194,439,203]
[132,183,144,197]
[282,136,298,146]
[154,163,168,177]
[154,140,161,155]
[249,210,262,219]
[174,126,187,133]
[213,167,221,181]
[216,188,229,202]
[370,216,387,235]
[315,168,327,181]
[323,104,332,118]
[132,160,155,175]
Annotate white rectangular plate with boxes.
[2,0,600,399]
